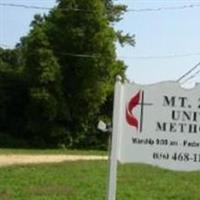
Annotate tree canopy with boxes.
[0,0,134,149]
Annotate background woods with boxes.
[0,0,134,149]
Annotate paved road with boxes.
[0,155,108,167]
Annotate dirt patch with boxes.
[0,155,108,167]
[0,190,10,200]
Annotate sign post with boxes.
[106,77,200,199]
[106,76,123,200]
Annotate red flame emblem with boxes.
[126,91,141,130]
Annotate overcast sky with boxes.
[1,0,200,87]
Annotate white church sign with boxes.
[106,76,200,200]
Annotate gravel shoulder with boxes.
[0,155,108,167]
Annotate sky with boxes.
[1,0,200,87]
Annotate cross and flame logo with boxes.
[125,91,141,130]
[126,90,152,133]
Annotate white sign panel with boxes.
[117,81,200,171]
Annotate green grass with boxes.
[0,161,200,200]
[0,148,106,155]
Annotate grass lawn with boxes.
[0,161,200,200]
[0,148,106,155]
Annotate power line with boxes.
[1,2,200,13]
[57,52,200,59]
[128,4,200,12]
[58,52,199,59]
[0,3,92,12]
[180,68,200,85]
[1,43,200,60]
[0,44,12,48]
[121,52,200,60]
[177,62,200,82]
[58,52,100,58]
[0,3,50,10]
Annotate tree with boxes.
[0,47,24,71]
[45,0,134,147]
[0,48,28,147]
[17,0,134,148]
[22,23,68,147]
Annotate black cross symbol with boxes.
[138,91,153,132]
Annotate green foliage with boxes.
[0,48,21,69]
[0,65,27,142]
[0,0,134,148]
[22,24,68,146]
[0,48,28,147]
[116,30,135,47]
[42,0,129,147]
